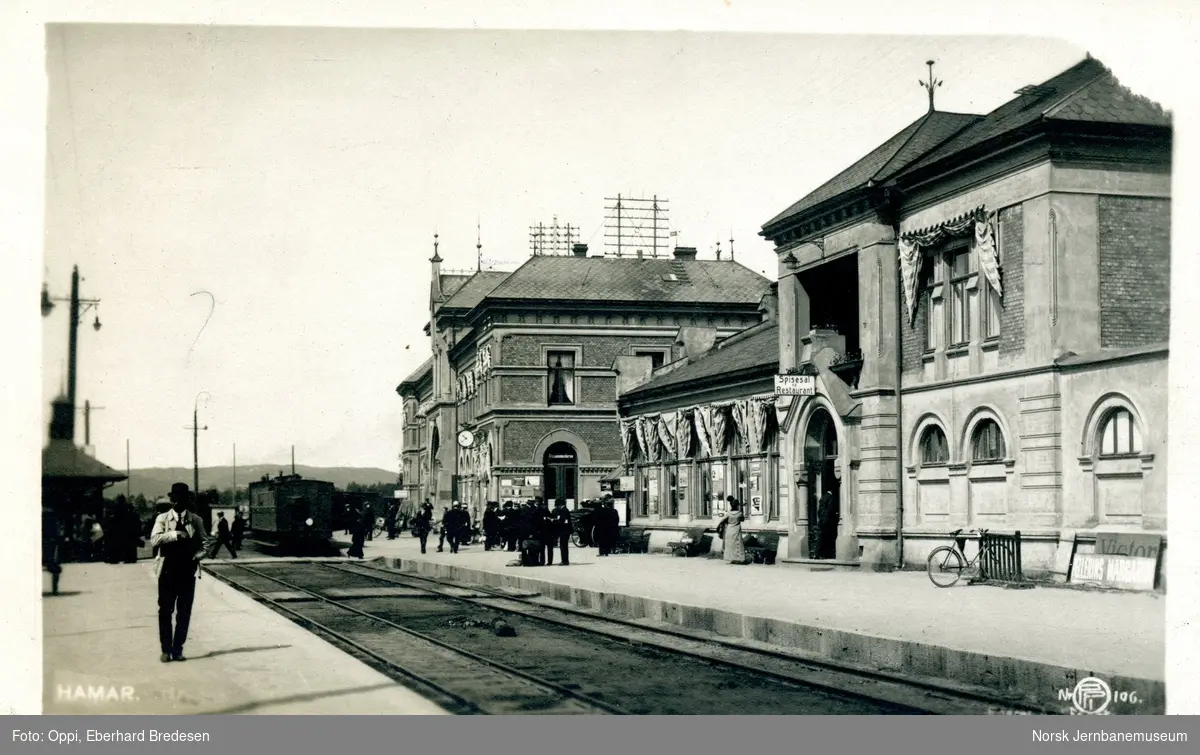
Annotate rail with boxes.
[204,562,623,715]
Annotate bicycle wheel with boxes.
[927,545,965,588]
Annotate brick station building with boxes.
[759,55,1171,577]
[397,240,771,522]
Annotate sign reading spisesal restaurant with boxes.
[774,374,815,396]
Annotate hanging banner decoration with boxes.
[658,411,678,457]
[710,403,729,455]
[731,400,752,453]
[898,238,922,326]
[760,400,778,451]
[636,416,661,462]
[694,406,714,459]
[619,419,635,465]
[676,409,693,459]
[633,417,649,462]
[975,216,1003,298]
[898,206,987,325]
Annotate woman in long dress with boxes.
[720,497,747,565]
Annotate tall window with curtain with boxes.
[547,351,575,405]
[946,246,971,346]
[971,419,1005,462]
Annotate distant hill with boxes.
[118,465,398,500]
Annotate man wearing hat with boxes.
[149,482,207,662]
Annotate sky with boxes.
[37,25,1130,472]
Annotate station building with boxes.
[757,55,1171,576]
[397,241,772,522]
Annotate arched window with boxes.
[971,419,1005,462]
[919,425,949,464]
[1099,408,1142,457]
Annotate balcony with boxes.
[828,349,864,390]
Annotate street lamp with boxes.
[41,266,102,443]
[189,392,211,497]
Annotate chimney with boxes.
[673,246,698,260]
[572,243,588,258]
[48,395,74,442]
[758,282,779,324]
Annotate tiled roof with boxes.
[624,323,779,397]
[1044,74,1172,126]
[898,56,1170,177]
[439,274,471,298]
[763,111,978,230]
[483,255,772,305]
[439,271,510,310]
[43,440,127,481]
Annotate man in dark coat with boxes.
[207,511,238,559]
[385,501,399,540]
[150,483,207,662]
[348,505,368,559]
[437,504,453,552]
[482,502,501,551]
[412,502,433,553]
[42,505,63,595]
[551,499,573,566]
[816,491,839,559]
[537,500,557,565]
[595,496,620,556]
[231,511,247,551]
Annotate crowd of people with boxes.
[404,495,624,566]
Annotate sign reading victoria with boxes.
[1069,532,1162,591]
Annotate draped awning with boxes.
[898,205,1001,324]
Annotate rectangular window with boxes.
[636,466,650,517]
[947,248,971,346]
[547,351,575,405]
[664,464,680,518]
[696,461,713,518]
[921,255,938,352]
[773,456,785,522]
[634,349,667,370]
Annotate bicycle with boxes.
[926,528,1015,588]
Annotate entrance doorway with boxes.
[803,408,840,559]
[542,442,578,507]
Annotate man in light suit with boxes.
[150,482,207,662]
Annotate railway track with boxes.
[203,562,619,714]
[204,560,1044,715]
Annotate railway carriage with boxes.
[247,474,335,553]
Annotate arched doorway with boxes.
[803,408,840,559]
[543,442,578,506]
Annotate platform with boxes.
[42,561,448,715]
[353,533,1166,712]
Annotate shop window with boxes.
[547,351,575,405]
[946,247,971,346]
[664,464,680,518]
[920,425,949,465]
[636,466,650,517]
[971,419,1005,462]
[1099,408,1142,457]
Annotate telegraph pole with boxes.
[78,400,105,447]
